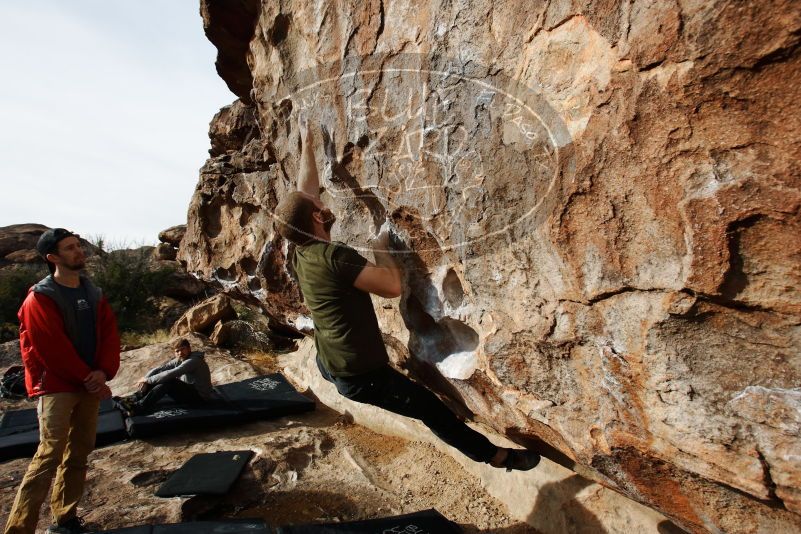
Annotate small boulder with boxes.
[210,320,231,346]
[152,242,177,261]
[4,249,42,264]
[158,225,186,247]
[171,294,236,336]
[210,319,274,352]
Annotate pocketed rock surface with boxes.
[179,1,801,532]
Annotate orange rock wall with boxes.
[180,2,801,531]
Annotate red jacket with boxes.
[18,284,120,397]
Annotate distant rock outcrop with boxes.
[158,224,186,248]
[0,224,49,262]
[0,224,100,265]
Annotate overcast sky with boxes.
[0,1,234,247]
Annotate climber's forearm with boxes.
[372,234,402,290]
[373,247,400,273]
[297,127,320,199]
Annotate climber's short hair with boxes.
[173,338,190,350]
[274,191,317,245]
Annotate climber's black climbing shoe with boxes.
[502,449,541,472]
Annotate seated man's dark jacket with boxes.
[145,351,213,399]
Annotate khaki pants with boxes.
[4,392,99,534]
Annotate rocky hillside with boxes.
[178,1,801,532]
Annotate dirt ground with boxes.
[0,383,538,533]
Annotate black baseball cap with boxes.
[36,228,78,272]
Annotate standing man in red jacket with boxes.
[4,228,120,534]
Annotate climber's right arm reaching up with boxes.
[297,114,320,199]
[353,226,402,299]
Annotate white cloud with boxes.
[0,1,235,246]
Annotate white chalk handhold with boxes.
[378,218,394,236]
[435,351,478,380]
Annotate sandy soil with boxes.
[0,355,538,533]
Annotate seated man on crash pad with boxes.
[120,338,214,415]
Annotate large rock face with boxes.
[181,1,801,531]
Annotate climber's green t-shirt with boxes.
[292,240,389,377]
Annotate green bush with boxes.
[0,241,175,340]
[0,266,47,342]
[90,248,174,333]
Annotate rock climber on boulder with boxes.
[272,116,540,472]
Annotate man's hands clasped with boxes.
[84,370,111,400]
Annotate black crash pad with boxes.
[0,398,118,436]
[0,407,38,436]
[97,512,457,534]
[0,399,126,461]
[125,374,314,439]
[96,527,152,534]
[124,402,245,439]
[153,521,271,534]
[274,509,461,533]
[217,374,315,420]
[155,450,254,497]
[97,520,271,534]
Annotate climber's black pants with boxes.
[317,357,498,463]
